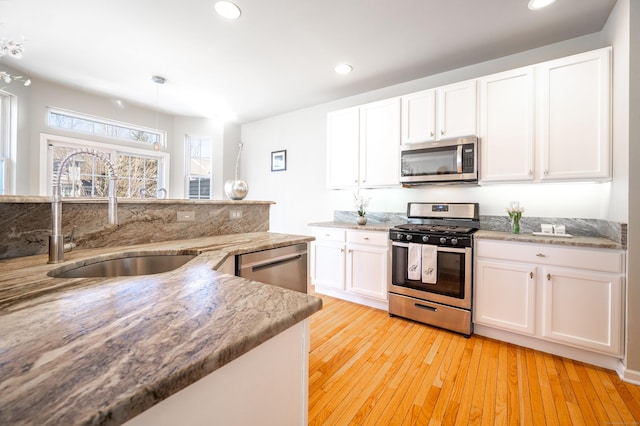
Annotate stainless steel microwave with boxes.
[400,136,478,185]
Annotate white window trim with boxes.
[39,133,170,196]
[0,90,17,195]
[184,134,213,200]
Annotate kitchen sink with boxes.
[49,254,198,278]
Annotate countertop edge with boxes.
[474,230,624,250]
[308,221,398,232]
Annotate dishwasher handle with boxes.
[241,252,305,273]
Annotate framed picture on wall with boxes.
[271,150,287,172]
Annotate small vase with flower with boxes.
[506,201,524,234]
[354,191,371,225]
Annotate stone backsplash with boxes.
[0,197,273,259]
[334,210,627,248]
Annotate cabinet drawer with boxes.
[311,227,346,242]
[347,230,389,246]
[476,240,623,273]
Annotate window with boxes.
[0,91,12,195]
[43,134,169,199]
[47,108,165,148]
[185,135,212,200]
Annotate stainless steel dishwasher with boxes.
[236,243,308,293]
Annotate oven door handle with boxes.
[391,241,468,254]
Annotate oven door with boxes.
[390,241,472,309]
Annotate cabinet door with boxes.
[542,266,623,356]
[437,80,477,139]
[479,67,535,182]
[346,243,388,301]
[401,89,436,144]
[327,107,360,188]
[537,47,611,181]
[359,98,401,187]
[310,241,345,290]
[474,259,536,335]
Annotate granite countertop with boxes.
[0,232,322,426]
[307,222,623,250]
[475,230,624,249]
[308,221,399,232]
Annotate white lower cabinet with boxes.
[475,259,536,335]
[311,227,389,310]
[541,266,623,354]
[474,239,625,359]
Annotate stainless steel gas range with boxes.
[388,202,479,336]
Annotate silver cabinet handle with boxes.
[530,272,534,279]
[440,129,445,135]
[536,253,546,257]
[544,170,549,176]
[528,170,533,176]
[430,131,435,137]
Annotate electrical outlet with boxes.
[230,209,242,220]
[177,210,196,222]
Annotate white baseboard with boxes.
[617,362,640,385]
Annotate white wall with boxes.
[622,0,640,378]
[241,33,615,236]
[603,0,631,224]
[8,77,234,199]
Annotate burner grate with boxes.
[395,224,476,234]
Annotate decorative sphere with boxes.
[224,179,248,200]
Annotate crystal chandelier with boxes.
[0,37,31,86]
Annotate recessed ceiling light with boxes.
[528,0,557,10]
[334,64,353,74]
[215,1,241,19]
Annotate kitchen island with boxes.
[0,232,322,425]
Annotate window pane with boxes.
[47,109,164,147]
[189,177,210,199]
[49,144,163,199]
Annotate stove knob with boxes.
[406,234,413,241]
[451,238,458,246]
[439,237,447,244]
[422,235,429,243]
[396,233,404,240]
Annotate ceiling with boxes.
[0,0,617,124]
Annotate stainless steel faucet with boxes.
[48,148,118,263]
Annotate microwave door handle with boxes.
[456,145,463,173]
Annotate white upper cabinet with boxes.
[401,89,436,143]
[537,47,611,181]
[359,98,401,187]
[401,80,477,144]
[437,80,478,140]
[327,98,400,189]
[479,47,611,184]
[479,67,535,182]
[326,107,360,188]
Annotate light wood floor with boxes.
[308,294,640,426]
